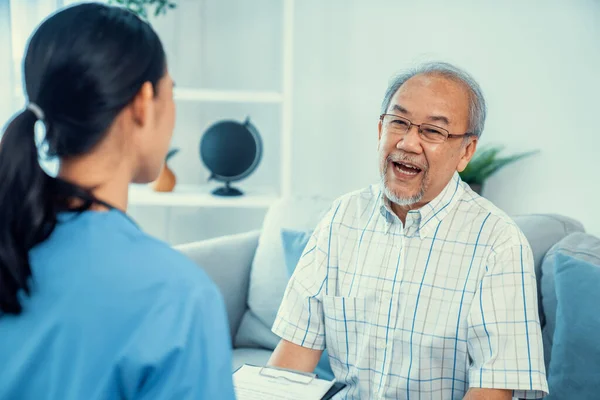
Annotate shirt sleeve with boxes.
[271,202,341,350]
[119,278,236,400]
[467,230,549,399]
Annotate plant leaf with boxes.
[166,148,180,161]
[459,146,538,185]
[476,151,538,182]
[108,0,177,18]
[459,145,503,184]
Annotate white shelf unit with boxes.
[129,184,278,208]
[130,0,294,208]
[174,88,283,104]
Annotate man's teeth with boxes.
[394,162,420,175]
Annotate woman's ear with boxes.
[131,82,155,127]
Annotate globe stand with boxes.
[212,181,243,197]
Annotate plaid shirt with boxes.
[272,173,548,399]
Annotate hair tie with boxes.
[27,103,45,121]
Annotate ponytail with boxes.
[0,109,96,315]
[0,2,168,315]
[0,109,52,314]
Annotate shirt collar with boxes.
[379,172,465,239]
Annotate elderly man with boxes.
[268,62,548,399]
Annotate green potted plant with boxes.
[108,0,177,18]
[459,145,537,195]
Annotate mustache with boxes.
[386,153,429,172]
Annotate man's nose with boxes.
[396,125,423,153]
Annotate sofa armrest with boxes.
[175,230,260,340]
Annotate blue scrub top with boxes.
[0,209,236,400]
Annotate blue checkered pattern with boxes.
[272,173,548,399]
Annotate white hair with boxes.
[380,61,487,138]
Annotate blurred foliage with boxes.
[459,145,538,185]
[107,0,177,18]
[165,148,179,162]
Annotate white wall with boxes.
[291,0,600,236]
[131,0,600,242]
[130,0,283,244]
[0,0,14,125]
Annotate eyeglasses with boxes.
[379,114,476,144]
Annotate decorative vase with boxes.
[151,148,179,192]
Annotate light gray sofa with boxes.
[176,229,266,369]
[175,198,586,375]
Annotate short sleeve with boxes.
[119,278,236,400]
[467,233,549,399]
[271,202,341,350]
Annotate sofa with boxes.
[175,197,598,397]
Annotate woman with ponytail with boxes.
[0,4,235,399]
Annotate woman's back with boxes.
[0,209,235,399]
[0,3,236,398]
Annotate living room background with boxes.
[1,0,599,242]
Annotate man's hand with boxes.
[464,388,513,400]
[267,339,323,373]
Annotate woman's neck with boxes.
[58,155,132,212]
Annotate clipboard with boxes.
[233,364,346,400]
[258,365,316,384]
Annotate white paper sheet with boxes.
[233,365,335,400]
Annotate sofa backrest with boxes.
[511,214,585,326]
[539,232,600,399]
[176,231,261,339]
[235,196,333,349]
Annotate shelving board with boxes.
[129,183,279,208]
[174,88,283,104]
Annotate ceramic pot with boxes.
[151,148,179,192]
[151,164,176,192]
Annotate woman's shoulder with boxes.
[125,230,217,295]
[50,209,218,298]
[39,211,214,302]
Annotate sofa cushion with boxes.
[234,197,332,350]
[281,228,313,276]
[512,214,584,327]
[232,348,273,371]
[175,231,260,339]
[234,310,280,350]
[541,231,598,370]
[541,232,600,399]
[280,228,334,380]
[237,228,334,380]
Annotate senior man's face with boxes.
[378,74,478,210]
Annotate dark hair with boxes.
[0,3,166,315]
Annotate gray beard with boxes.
[380,161,426,206]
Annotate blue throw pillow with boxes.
[280,229,334,381]
[281,229,313,276]
[546,247,600,399]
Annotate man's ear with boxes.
[457,138,478,172]
[377,119,383,150]
[131,82,154,127]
